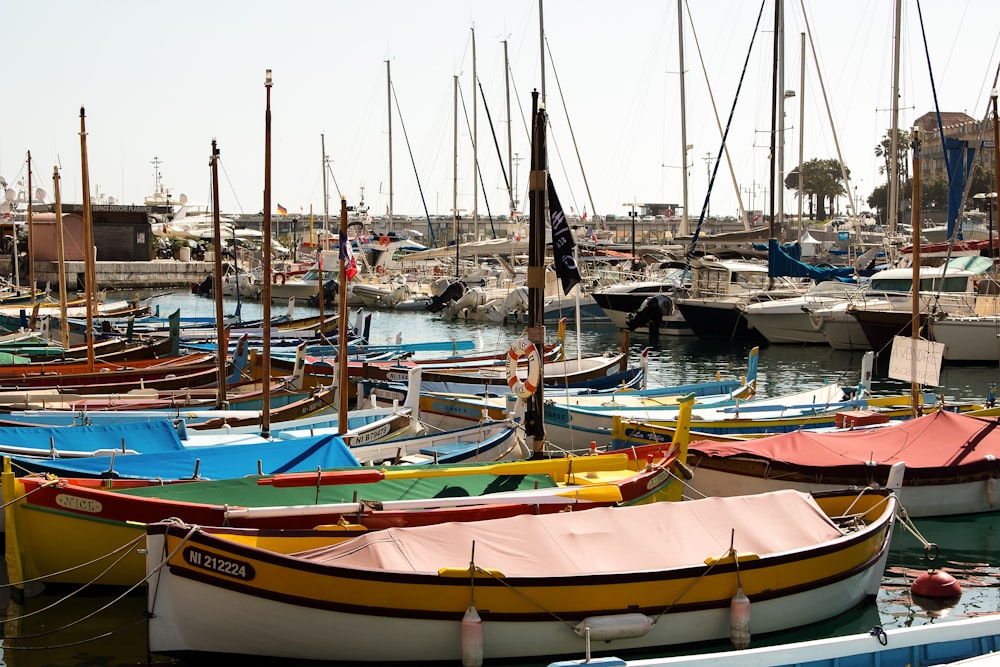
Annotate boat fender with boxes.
[730,587,751,649]
[461,604,483,667]
[506,336,541,399]
[986,475,997,508]
[573,613,652,642]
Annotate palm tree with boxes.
[784,158,850,220]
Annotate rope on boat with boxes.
[895,505,940,564]
[0,533,145,593]
[0,474,61,511]
[1,520,199,651]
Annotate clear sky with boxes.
[2,0,998,229]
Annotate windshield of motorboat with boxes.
[300,269,335,281]
[868,275,972,293]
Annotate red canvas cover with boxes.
[690,411,1000,469]
[294,489,842,576]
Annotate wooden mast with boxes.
[210,139,228,410]
[78,107,96,372]
[52,166,70,349]
[337,197,350,434]
[526,89,547,456]
[910,126,922,415]
[261,70,273,439]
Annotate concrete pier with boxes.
[0,258,213,291]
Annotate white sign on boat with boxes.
[888,335,944,386]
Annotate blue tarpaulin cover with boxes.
[0,420,184,457]
[766,239,857,281]
[8,433,360,480]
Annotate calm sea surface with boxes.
[0,289,996,666]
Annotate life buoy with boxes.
[433,266,443,276]
[380,235,390,247]
[375,265,386,275]
[274,272,286,285]
[505,335,541,399]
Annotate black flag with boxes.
[547,176,582,295]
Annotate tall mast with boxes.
[78,107,96,372]
[504,38,515,216]
[26,150,35,303]
[319,135,328,326]
[471,27,479,241]
[210,139,227,410]
[386,60,393,228]
[676,0,690,237]
[337,197,350,433]
[797,32,805,237]
[888,0,902,232]
[321,133,329,242]
[52,166,69,348]
[776,0,786,234]
[261,69,273,439]
[453,74,460,267]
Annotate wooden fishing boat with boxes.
[144,484,900,663]
[683,409,1000,517]
[5,447,682,588]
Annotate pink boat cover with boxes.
[294,489,844,576]
[691,410,1000,469]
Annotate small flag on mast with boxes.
[339,234,358,280]
[547,176,582,295]
[277,203,288,216]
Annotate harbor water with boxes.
[0,289,996,666]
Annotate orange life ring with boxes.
[505,335,541,399]
[274,272,286,285]
[380,235,390,247]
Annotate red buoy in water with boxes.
[911,569,962,599]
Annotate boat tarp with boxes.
[102,469,558,506]
[294,489,842,575]
[690,410,1000,469]
[8,433,360,480]
[0,420,184,457]
[767,239,857,281]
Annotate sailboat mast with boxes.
[777,0,786,233]
[319,135,328,325]
[888,0,902,232]
[261,69,273,439]
[767,1,779,242]
[453,74,460,265]
[797,32,805,237]
[677,0,690,237]
[471,27,479,241]
[52,166,69,349]
[26,150,35,304]
[210,140,227,410]
[386,60,394,229]
[78,107,96,372]
[337,197,349,433]
[909,126,922,414]
[504,39,515,216]
[527,89,547,454]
